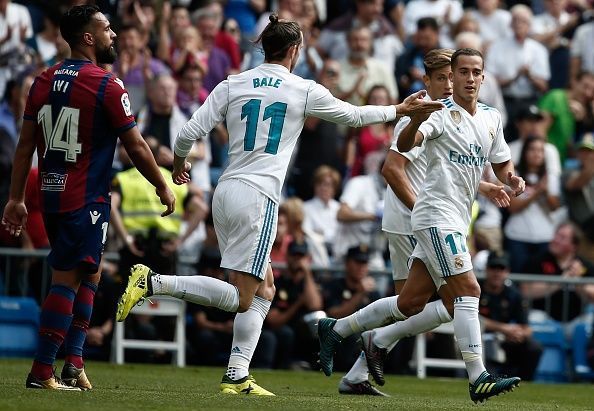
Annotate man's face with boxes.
[426,65,453,100]
[516,118,546,139]
[320,61,341,89]
[180,68,203,96]
[576,74,594,101]
[171,8,190,29]
[92,13,117,64]
[511,12,531,40]
[451,55,484,103]
[486,265,508,288]
[549,225,575,258]
[117,28,140,54]
[287,253,309,274]
[345,258,369,281]
[149,76,177,108]
[348,29,372,59]
[357,0,383,21]
[314,175,336,202]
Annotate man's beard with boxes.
[97,45,117,64]
[349,50,369,60]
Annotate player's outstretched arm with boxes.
[395,90,444,117]
[2,120,36,236]
[120,127,176,216]
[492,160,526,197]
[396,116,425,153]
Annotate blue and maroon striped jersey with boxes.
[23,59,136,213]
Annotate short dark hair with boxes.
[451,47,484,69]
[417,17,439,32]
[60,5,101,48]
[255,13,302,62]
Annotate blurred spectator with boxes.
[450,11,480,40]
[223,0,266,38]
[570,15,594,84]
[487,5,550,141]
[564,133,594,242]
[303,166,341,258]
[282,197,329,268]
[193,4,233,90]
[538,71,594,163]
[176,63,208,116]
[170,26,209,76]
[337,26,398,106]
[454,31,507,126]
[504,137,562,273]
[522,223,594,328]
[0,0,33,98]
[402,0,463,47]
[396,17,440,97]
[469,0,511,49]
[265,240,324,369]
[288,60,347,198]
[335,152,386,268]
[323,244,380,371]
[474,165,505,253]
[25,7,68,66]
[113,24,170,114]
[119,0,159,52]
[156,3,192,70]
[531,0,580,89]
[508,105,561,180]
[317,0,403,73]
[479,251,543,381]
[109,143,201,277]
[347,85,394,176]
[254,0,303,37]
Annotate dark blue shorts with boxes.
[44,203,111,273]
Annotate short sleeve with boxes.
[390,116,425,161]
[417,110,444,141]
[488,113,511,164]
[340,178,364,208]
[102,76,136,134]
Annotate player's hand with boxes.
[172,161,192,185]
[507,172,525,197]
[484,183,511,208]
[2,200,28,237]
[156,186,176,217]
[396,90,444,117]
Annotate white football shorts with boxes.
[386,232,417,282]
[411,227,473,287]
[212,179,278,280]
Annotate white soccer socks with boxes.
[226,296,271,381]
[374,300,452,351]
[151,274,239,312]
[333,296,407,338]
[453,296,486,383]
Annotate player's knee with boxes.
[398,295,426,317]
[256,283,275,302]
[237,294,254,313]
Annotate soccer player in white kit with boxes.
[338,49,511,396]
[319,48,526,403]
[115,14,444,395]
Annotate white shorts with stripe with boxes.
[212,179,278,280]
[411,227,473,288]
[386,232,417,282]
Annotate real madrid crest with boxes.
[450,110,461,124]
[488,128,495,140]
[454,257,464,269]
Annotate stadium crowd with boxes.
[1,0,594,381]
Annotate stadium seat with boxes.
[0,296,39,358]
[572,322,594,381]
[415,322,466,379]
[530,320,568,383]
[112,296,186,367]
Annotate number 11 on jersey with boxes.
[241,99,287,155]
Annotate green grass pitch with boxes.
[1,359,593,410]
